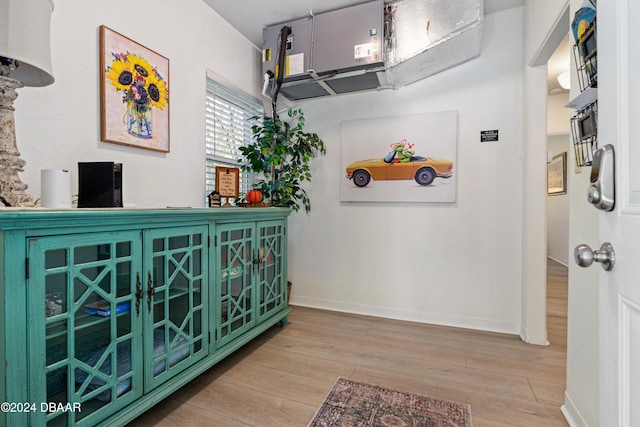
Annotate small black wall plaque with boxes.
[481,130,499,142]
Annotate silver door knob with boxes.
[574,242,616,271]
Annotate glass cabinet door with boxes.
[27,232,143,427]
[216,223,256,348]
[143,225,208,391]
[256,221,286,322]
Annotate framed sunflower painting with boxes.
[100,26,170,152]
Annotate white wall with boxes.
[521,0,571,346]
[523,1,599,423]
[546,134,570,266]
[561,0,600,425]
[564,142,599,427]
[548,93,572,136]
[13,0,262,208]
[287,8,525,333]
[547,93,570,266]
[525,0,571,67]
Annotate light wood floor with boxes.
[128,258,569,427]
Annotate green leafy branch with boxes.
[238,108,326,212]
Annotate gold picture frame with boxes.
[548,152,567,195]
[100,25,170,152]
[215,166,240,204]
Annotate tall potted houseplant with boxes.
[238,107,326,212]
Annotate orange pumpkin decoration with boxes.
[246,189,263,204]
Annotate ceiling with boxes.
[202,0,569,95]
[203,0,525,47]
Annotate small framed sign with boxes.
[215,167,239,205]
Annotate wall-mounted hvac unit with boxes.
[262,0,483,101]
[262,0,385,100]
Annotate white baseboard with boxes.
[547,254,569,267]
[519,324,550,346]
[561,391,589,427]
[289,296,521,335]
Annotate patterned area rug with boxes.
[309,378,473,427]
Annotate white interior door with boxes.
[593,1,640,425]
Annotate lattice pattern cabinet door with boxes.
[143,226,209,391]
[256,220,287,323]
[216,223,256,347]
[27,232,144,427]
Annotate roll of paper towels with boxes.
[41,169,72,208]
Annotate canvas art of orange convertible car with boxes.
[345,140,454,187]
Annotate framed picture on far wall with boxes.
[100,25,170,152]
[340,111,458,203]
[548,152,567,195]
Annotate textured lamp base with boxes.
[0,75,34,207]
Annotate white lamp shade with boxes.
[0,0,54,86]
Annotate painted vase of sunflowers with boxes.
[107,52,167,139]
[126,98,152,138]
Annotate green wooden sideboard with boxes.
[0,208,291,426]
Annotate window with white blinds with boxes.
[205,77,263,203]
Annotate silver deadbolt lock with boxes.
[574,242,616,271]
[587,145,615,211]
